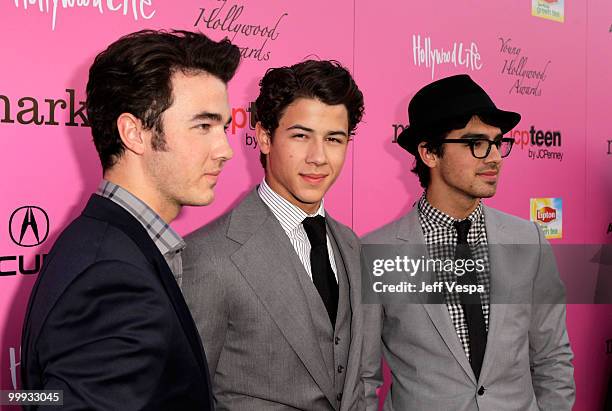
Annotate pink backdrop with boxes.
[1,1,610,410]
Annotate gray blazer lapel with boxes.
[398,207,478,385]
[327,216,362,407]
[479,206,514,383]
[227,190,336,405]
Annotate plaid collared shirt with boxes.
[97,180,186,287]
[418,194,491,361]
[258,179,338,281]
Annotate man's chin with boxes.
[474,188,497,199]
[182,192,215,207]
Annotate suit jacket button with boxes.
[335,337,340,345]
[478,386,485,396]
[337,365,344,373]
[336,393,342,401]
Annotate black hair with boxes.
[86,29,240,170]
[254,59,364,168]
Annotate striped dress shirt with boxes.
[258,179,338,281]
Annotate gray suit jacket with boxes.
[361,205,575,411]
[183,189,364,410]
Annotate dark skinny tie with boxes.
[303,216,339,328]
[453,219,487,380]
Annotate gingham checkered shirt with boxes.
[258,179,338,281]
[418,194,491,361]
[97,180,186,287]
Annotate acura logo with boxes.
[9,206,49,247]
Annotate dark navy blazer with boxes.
[21,194,213,410]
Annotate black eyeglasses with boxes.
[438,137,514,159]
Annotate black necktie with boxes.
[453,219,487,380]
[303,216,339,328]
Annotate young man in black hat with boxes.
[361,74,575,411]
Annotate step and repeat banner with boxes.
[1,0,610,410]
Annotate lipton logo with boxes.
[536,207,557,223]
[9,206,49,247]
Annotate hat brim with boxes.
[397,108,521,155]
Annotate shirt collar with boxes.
[96,180,186,256]
[418,192,484,228]
[257,178,325,235]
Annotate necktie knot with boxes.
[453,219,472,244]
[303,216,327,247]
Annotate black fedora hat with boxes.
[397,74,521,155]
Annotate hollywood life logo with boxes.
[0,89,89,127]
[14,0,155,31]
[1,206,50,277]
[508,125,563,161]
[498,37,551,97]
[412,34,483,80]
[194,0,288,62]
[9,347,20,390]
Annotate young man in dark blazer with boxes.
[183,60,365,410]
[21,30,240,410]
[362,75,575,411]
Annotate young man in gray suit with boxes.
[362,75,575,411]
[183,60,365,410]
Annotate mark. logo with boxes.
[9,206,49,247]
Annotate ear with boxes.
[116,113,146,156]
[255,122,271,155]
[417,141,438,168]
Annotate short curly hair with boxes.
[86,29,240,171]
[254,60,364,168]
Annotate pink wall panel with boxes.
[1,1,610,409]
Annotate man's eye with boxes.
[199,124,211,130]
[470,140,485,148]
[292,134,306,139]
[326,137,342,143]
